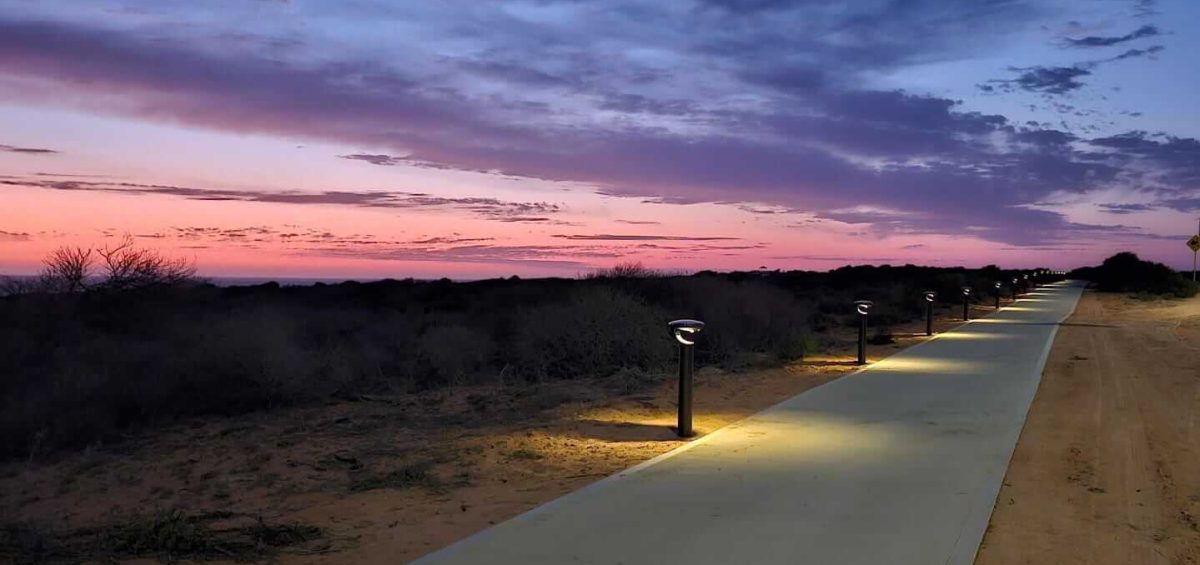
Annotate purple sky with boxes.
[1,0,1198,278]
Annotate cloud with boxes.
[141,225,610,268]
[0,229,31,241]
[0,144,56,154]
[552,234,739,241]
[1065,24,1159,47]
[339,154,404,166]
[1106,45,1165,62]
[768,255,897,263]
[992,66,1091,94]
[983,44,1165,97]
[0,176,563,221]
[0,9,1193,250]
[1097,202,1154,214]
[1158,197,1200,212]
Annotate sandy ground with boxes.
[0,304,986,563]
[977,291,1200,565]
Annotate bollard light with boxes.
[993,281,1002,309]
[922,290,936,336]
[961,286,972,321]
[853,300,873,365]
[1011,276,1020,298]
[669,319,704,438]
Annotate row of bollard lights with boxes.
[665,269,1065,437]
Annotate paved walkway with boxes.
[413,281,1086,565]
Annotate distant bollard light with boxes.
[922,290,936,336]
[669,319,705,438]
[853,300,873,365]
[993,281,1002,309]
[961,286,972,321]
[1011,277,1020,298]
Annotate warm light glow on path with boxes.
[413,281,1086,564]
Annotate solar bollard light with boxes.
[994,281,1002,309]
[669,319,705,438]
[854,300,873,365]
[922,290,936,336]
[961,286,972,321]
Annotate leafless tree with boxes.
[39,246,94,293]
[96,235,197,290]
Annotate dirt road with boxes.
[977,291,1200,564]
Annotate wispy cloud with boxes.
[0,144,57,154]
[1065,24,1159,47]
[0,176,562,222]
[613,219,662,225]
[1098,202,1154,214]
[552,234,739,241]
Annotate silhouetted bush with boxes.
[1071,252,1198,297]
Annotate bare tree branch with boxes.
[39,246,93,292]
[96,235,198,290]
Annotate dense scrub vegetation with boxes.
[0,245,1042,459]
[1070,252,1198,298]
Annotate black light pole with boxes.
[922,290,936,336]
[669,319,704,438]
[1022,273,1030,293]
[961,286,972,321]
[1011,277,1020,299]
[854,300,873,365]
[994,281,1002,310]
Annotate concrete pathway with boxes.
[413,281,1086,565]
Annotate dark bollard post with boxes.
[922,290,936,336]
[994,281,1002,310]
[669,319,704,438]
[1022,273,1030,293]
[961,286,972,321]
[1011,277,1019,299]
[853,301,873,365]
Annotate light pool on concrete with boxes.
[413,281,1086,565]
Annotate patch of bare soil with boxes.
[0,306,978,564]
[977,291,1200,565]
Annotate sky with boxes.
[1,0,1198,279]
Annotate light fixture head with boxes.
[994,281,1001,288]
[922,290,936,302]
[853,299,874,315]
[669,319,705,345]
[961,286,972,296]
